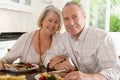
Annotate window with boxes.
[11,0,20,3]
[89,0,120,32]
[89,0,120,55]
[24,0,31,6]
[0,0,32,12]
[11,0,31,6]
[110,0,120,32]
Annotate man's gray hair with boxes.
[62,1,85,14]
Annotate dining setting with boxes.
[0,63,68,80]
[0,0,120,80]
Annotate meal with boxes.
[0,75,25,80]
[5,62,35,70]
[39,72,64,80]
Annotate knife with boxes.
[4,64,18,71]
[48,70,68,74]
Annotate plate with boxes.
[34,74,40,80]
[34,73,64,80]
[5,64,39,72]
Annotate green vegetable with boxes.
[46,75,56,80]
[18,62,24,65]
[26,66,32,69]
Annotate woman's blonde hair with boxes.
[37,5,62,33]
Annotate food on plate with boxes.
[6,62,35,70]
[39,72,64,80]
[0,75,25,80]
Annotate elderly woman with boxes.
[0,5,62,70]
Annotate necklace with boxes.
[38,29,52,65]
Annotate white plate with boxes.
[6,64,39,72]
[34,74,40,80]
[34,72,64,80]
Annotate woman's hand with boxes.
[53,60,76,72]
[0,60,5,70]
[49,55,66,69]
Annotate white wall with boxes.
[0,9,28,32]
[0,0,71,33]
[110,32,120,56]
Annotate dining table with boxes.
[0,65,50,80]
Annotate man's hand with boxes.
[64,71,107,80]
[64,71,90,80]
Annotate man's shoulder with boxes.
[60,32,69,38]
[89,27,106,33]
[52,33,62,40]
[89,27,108,36]
[53,32,69,42]
[87,27,110,41]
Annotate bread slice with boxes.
[0,75,25,80]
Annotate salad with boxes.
[39,72,64,80]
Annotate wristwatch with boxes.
[44,0,53,4]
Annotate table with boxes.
[0,66,49,80]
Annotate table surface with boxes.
[0,66,49,80]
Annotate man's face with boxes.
[63,4,86,37]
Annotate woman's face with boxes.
[41,11,60,35]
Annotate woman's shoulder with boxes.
[14,31,36,44]
[18,31,36,39]
[21,31,35,37]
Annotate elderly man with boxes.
[43,1,120,80]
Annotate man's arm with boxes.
[43,34,67,68]
[96,34,120,80]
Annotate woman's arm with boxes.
[1,32,31,63]
[0,60,5,70]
